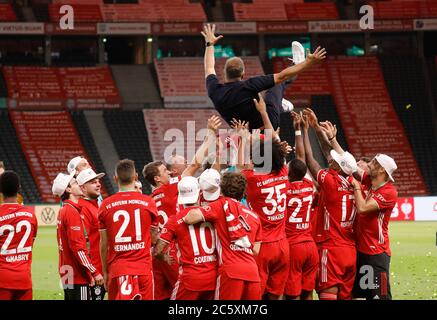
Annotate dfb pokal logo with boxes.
[41,207,56,224]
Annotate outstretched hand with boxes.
[303,108,319,128]
[319,121,337,140]
[253,93,267,114]
[300,112,309,131]
[306,46,327,63]
[207,115,222,133]
[201,24,223,45]
[291,111,301,131]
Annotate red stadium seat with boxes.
[0,4,17,22]
[48,4,103,22]
[9,111,106,203]
[3,66,120,109]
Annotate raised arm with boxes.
[230,118,251,171]
[291,111,304,161]
[182,115,221,177]
[303,108,333,161]
[252,93,280,141]
[273,47,326,85]
[201,24,223,78]
[302,113,322,179]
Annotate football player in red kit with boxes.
[99,159,159,300]
[183,172,262,300]
[154,176,218,300]
[302,108,358,300]
[0,171,38,300]
[142,115,221,300]
[285,112,318,300]
[53,172,104,300]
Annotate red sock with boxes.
[319,292,337,300]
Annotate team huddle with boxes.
[0,24,398,301]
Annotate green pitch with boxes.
[31,222,437,300]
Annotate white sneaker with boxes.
[291,41,305,65]
[282,99,294,112]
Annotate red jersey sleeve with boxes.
[199,200,221,222]
[159,215,177,244]
[65,207,98,275]
[147,197,159,228]
[255,222,263,243]
[98,204,107,231]
[371,185,398,211]
[317,169,335,192]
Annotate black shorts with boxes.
[63,284,91,301]
[90,285,106,301]
[352,251,392,300]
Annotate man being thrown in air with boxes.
[202,23,327,130]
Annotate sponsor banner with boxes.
[97,22,151,35]
[213,22,256,34]
[0,22,45,35]
[7,98,120,110]
[309,20,361,33]
[414,19,437,31]
[413,196,437,221]
[163,96,214,109]
[151,22,203,35]
[35,205,60,226]
[257,21,309,34]
[390,197,415,221]
[7,99,64,110]
[373,19,414,32]
[45,23,97,35]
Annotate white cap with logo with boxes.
[52,172,75,197]
[76,168,105,186]
[374,154,397,182]
[67,156,84,174]
[177,176,200,205]
[199,169,221,201]
[330,150,357,175]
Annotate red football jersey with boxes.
[314,169,356,247]
[239,206,263,245]
[57,200,97,285]
[286,178,315,245]
[151,176,180,230]
[78,198,102,275]
[98,191,158,279]
[160,207,217,291]
[242,166,288,243]
[0,204,38,290]
[200,197,259,282]
[356,181,398,256]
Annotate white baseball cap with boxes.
[199,169,221,201]
[76,168,105,186]
[177,176,200,205]
[52,172,75,197]
[374,154,397,182]
[330,150,357,175]
[67,156,84,174]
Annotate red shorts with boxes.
[256,238,290,296]
[0,288,32,300]
[214,271,261,300]
[285,240,319,297]
[170,279,214,300]
[108,275,153,300]
[316,245,357,300]
[152,251,179,300]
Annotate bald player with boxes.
[201,23,326,130]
